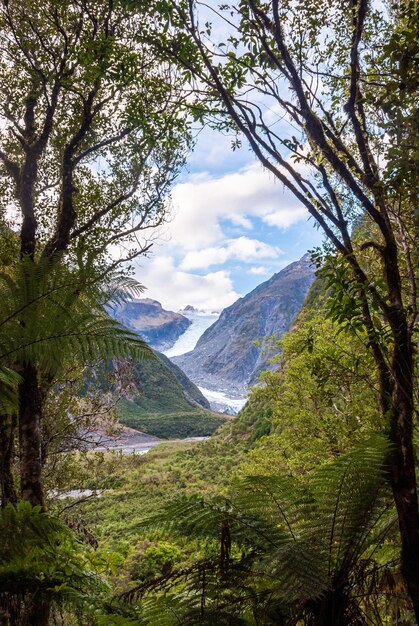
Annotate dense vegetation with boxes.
[0,0,417,624]
[111,355,225,438]
[118,397,225,439]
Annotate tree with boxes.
[0,0,190,509]
[144,0,419,616]
[130,439,403,624]
[242,315,382,475]
[0,257,152,509]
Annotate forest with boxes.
[0,0,417,624]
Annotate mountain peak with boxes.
[172,255,316,396]
[112,299,191,352]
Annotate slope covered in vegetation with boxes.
[110,352,225,439]
[0,0,417,623]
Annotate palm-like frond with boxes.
[0,502,107,612]
[0,366,21,414]
[307,435,393,576]
[0,257,153,394]
[104,273,146,308]
[135,437,398,624]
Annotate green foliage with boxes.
[0,0,191,267]
[0,502,108,620]
[0,366,20,415]
[227,384,275,443]
[118,399,225,439]
[243,314,381,475]
[0,258,153,379]
[134,437,404,624]
[113,354,225,438]
[71,438,244,539]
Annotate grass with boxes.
[117,397,226,438]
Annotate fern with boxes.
[133,437,399,624]
[0,257,153,413]
[0,366,20,414]
[0,502,108,618]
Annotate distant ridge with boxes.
[112,298,191,352]
[172,254,315,395]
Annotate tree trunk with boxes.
[0,414,17,507]
[389,323,419,622]
[17,365,51,624]
[23,596,51,626]
[18,364,45,508]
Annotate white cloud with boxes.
[131,159,313,311]
[248,266,269,276]
[228,214,253,229]
[180,236,281,270]
[165,162,309,253]
[263,206,307,228]
[228,237,282,259]
[135,255,240,311]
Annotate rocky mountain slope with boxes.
[111,350,226,439]
[172,255,316,395]
[112,299,191,351]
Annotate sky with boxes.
[129,0,324,312]
[133,125,323,312]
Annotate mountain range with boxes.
[112,298,191,351]
[172,254,316,395]
[105,254,316,428]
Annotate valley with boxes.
[165,254,315,411]
[2,2,416,620]
[104,255,316,421]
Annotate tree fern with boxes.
[0,257,153,399]
[132,436,402,624]
[0,502,108,621]
[0,366,20,414]
[0,255,154,510]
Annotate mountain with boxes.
[111,350,226,439]
[172,255,316,395]
[112,298,191,351]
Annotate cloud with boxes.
[165,162,309,253]
[180,236,281,270]
[132,159,314,311]
[135,255,240,311]
[262,206,307,227]
[248,266,269,276]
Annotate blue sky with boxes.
[134,125,323,311]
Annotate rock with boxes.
[112,298,191,351]
[172,254,315,394]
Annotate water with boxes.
[90,436,210,456]
[52,489,102,500]
[51,437,210,500]
[163,311,219,357]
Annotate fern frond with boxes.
[0,503,106,608]
[0,257,154,380]
[0,366,21,414]
[137,437,398,623]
